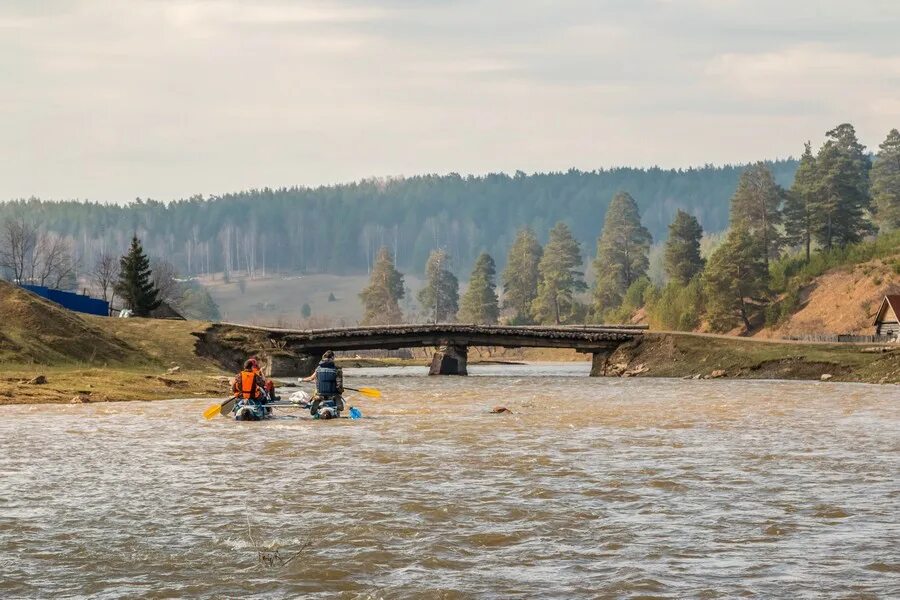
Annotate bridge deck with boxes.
[224,323,645,353]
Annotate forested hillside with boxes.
[0,162,797,277]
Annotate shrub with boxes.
[645,277,704,331]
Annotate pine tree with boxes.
[784,143,818,262]
[115,235,161,317]
[418,249,459,323]
[532,222,586,324]
[501,227,542,324]
[663,209,704,285]
[703,227,768,332]
[729,163,784,268]
[359,247,405,325]
[813,123,874,249]
[459,252,500,324]
[592,192,652,315]
[872,128,900,230]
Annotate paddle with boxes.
[344,386,381,399]
[202,396,237,420]
[296,376,382,399]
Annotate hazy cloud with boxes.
[0,0,897,202]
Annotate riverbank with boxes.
[0,280,229,405]
[2,316,230,405]
[4,366,229,405]
[606,333,900,384]
[2,280,897,406]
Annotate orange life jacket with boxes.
[238,370,260,399]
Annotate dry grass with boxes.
[611,333,900,384]
[2,367,231,405]
[0,280,137,365]
[759,256,900,338]
[1,281,228,405]
[83,314,216,370]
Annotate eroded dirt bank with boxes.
[604,333,900,384]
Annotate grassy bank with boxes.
[4,366,230,405]
[3,279,896,406]
[1,280,229,405]
[608,333,900,384]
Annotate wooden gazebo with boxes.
[873,295,900,338]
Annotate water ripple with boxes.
[1,372,898,598]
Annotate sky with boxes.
[1,0,898,203]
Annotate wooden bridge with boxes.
[197,323,646,376]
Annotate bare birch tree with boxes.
[151,259,183,306]
[92,252,120,302]
[0,217,38,282]
[32,233,77,288]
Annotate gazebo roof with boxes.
[873,295,900,325]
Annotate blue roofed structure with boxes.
[21,285,109,317]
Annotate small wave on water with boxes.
[0,370,898,598]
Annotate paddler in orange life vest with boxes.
[247,357,278,401]
[232,359,267,403]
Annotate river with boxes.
[1,365,898,598]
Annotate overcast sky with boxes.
[1,0,898,203]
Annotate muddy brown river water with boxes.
[1,364,898,598]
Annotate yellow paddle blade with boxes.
[356,387,381,399]
[203,403,222,420]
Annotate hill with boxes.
[203,272,426,326]
[758,232,900,338]
[1,281,226,404]
[0,280,137,365]
[758,258,900,339]
[0,161,797,278]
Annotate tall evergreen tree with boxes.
[418,249,459,323]
[459,252,500,324]
[729,163,784,268]
[702,227,768,332]
[784,143,818,262]
[592,192,652,314]
[115,235,161,317]
[501,227,542,324]
[812,123,874,249]
[663,209,704,285]
[532,222,586,324]
[872,128,900,230]
[359,247,405,325]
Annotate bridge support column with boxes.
[429,344,468,376]
[590,350,612,377]
[260,352,320,378]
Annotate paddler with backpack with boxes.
[300,350,345,419]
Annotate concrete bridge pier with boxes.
[590,349,612,377]
[261,351,320,378]
[429,344,468,375]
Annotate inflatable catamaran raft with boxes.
[203,387,378,421]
